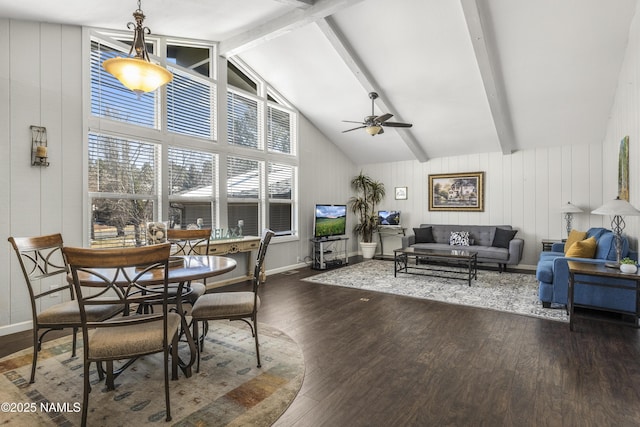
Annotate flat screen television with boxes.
[378,210,401,226]
[314,204,347,239]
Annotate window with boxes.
[167,67,216,139]
[90,40,158,128]
[88,32,298,247]
[88,133,158,248]
[268,163,295,235]
[227,156,262,237]
[227,89,262,149]
[267,104,294,155]
[168,147,217,229]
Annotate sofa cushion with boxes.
[565,236,597,258]
[413,227,435,243]
[450,231,470,246]
[564,229,587,254]
[595,232,629,261]
[492,228,517,248]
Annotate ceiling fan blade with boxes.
[342,125,366,133]
[377,127,384,135]
[342,120,365,124]
[375,113,393,123]
[382,122,413,128]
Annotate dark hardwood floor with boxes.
[3,258,640,426]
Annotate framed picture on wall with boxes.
[395,187,408,200]
[428,171,485,211]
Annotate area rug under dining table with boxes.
[0,322,304,426]
[303,260,568,322]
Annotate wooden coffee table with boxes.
[393,247,478,286]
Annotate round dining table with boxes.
[69,254,237,384]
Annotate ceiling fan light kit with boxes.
[342,92,413,136]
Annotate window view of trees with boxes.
[88,134,157,247]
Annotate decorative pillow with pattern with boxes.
[449,231,470,246]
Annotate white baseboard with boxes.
[0,320,32,337]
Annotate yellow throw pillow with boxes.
[564,230,587,254]
[565,236,597,258]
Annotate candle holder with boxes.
[31,125,49,167]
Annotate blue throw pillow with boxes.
[595,232,629,261]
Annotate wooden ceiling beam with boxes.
[461,0,515,155]
[219,0,365,57]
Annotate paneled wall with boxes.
[361,146,610,267]
[0,20,84,334]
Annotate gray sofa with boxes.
[401,224,524,271]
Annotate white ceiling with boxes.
[0,0,637,164]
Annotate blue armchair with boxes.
[537,227,638,312]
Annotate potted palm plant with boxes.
[349,171,385,259]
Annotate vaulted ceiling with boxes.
[1,0,636,164]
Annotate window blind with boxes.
[88,133,157,195]
[167,67,215,139]
[227,90,261,149]
[90,40,157,129]
[267,105,293,154]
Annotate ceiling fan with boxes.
[342,92,413,136]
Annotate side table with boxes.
[567,260,640,331]
[541,239,562,251]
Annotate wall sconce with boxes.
[31,125,49,167]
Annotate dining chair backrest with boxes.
[8,233,72,305]
[167,228,211,256]
[253,229,275,290]
[63,243,173,326]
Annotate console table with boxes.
[195,236,261,289]
[375,227,406,259]
[567,261,640,331]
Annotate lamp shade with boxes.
[560,202,583,213]
[103,57,173,94]
[591,197,640,216]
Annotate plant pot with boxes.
[359,241,378,259]
[620,263,638,274]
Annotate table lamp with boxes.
[560,202,583,238]
[591,197,640,267]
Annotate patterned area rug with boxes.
[0,322,304,426]
[303,260,568,322]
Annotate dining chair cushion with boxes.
[88,313,181,360]
[191,292,259,318]
[37,300,124,325]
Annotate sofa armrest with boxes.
[506,238,525,265]
[401,235,415,248]
[552,256,613,304]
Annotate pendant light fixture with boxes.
[103,0,173,95]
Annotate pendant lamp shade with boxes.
[103,0,173,95]
[103,57,173,94]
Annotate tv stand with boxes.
[311,237,349,270]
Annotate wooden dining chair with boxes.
[7,233,123,384]
[63,243,180,426]
[191,228,274,371]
